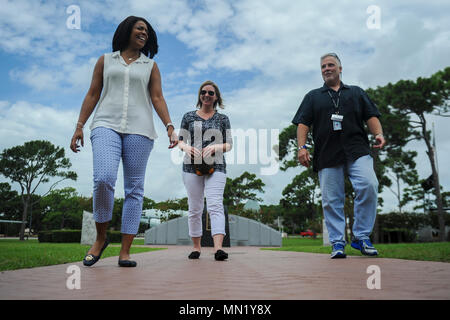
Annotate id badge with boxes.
[331,114,343,122]
[331,114,343,131]
[333,121,342,131]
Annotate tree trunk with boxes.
[396,174,402,214]
[19,196,29,241]
[429,154,446,241]
[422,115,446,241]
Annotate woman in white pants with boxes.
[178,80,232,261]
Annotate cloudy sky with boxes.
[0,0,449,212]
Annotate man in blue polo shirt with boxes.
[292,53,385,259]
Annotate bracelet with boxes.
[375,133,384,138]
[298,145,308,150]
[76,121,84,129]
[166,122,174,131]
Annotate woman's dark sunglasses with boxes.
[200,90,215,96]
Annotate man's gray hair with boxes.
[320,53,342,67]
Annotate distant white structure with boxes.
[81,211,96,245]
[145,214,282,247]
[140,209,188,227]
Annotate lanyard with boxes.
[327,90,341,114]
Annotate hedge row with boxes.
[377,211,450,231]
[375,211,450,243]
[38,229,123,243]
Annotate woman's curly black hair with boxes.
[112,16,158,58]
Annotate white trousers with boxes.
[182,171,227,237]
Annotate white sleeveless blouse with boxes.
[90,51,158,140]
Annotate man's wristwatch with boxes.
[298,145,308,150]
[166,122,174,131]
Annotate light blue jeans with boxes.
[90,127,154,235]
[318,155,378,246]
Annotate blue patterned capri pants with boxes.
[90,127,154,235]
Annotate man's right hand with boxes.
[297,148,311,167]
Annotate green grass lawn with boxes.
[0,239,165,271]
[264,237,450,263]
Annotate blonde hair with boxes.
[196,80,224,109]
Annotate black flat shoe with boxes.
[214,249,228,261]
[83,239,110,267]
[118,260,137,267]
[188,251,201,259]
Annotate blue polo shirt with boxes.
[292,82,380,172]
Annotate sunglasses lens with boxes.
[201,90,215,96]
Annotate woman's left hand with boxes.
[168,127,178,149]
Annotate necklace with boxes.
[124,52,140,61]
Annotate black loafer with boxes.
[214,249,228,261]
[188,251,201,259]
[118,260,137,267]
[83,239,110,267]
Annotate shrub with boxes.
[38,231,53,242]
[51,230,81,243]
[376,211,450,243]
[36,229,134,243]
[106,230,122,243]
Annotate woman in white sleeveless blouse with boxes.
[70,16,178,268]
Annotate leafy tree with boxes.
[40,187,82,230]
[366,86,420,213]
[154,198,188,211]
[0,182,21,220]
[371,67,450,240]
[0,182,22,236]
[0,140,77,240]
[258,204,282,227]
[143,197,157,210]
[383,149,419,213]
[278,124,316,171]
[280,170,320,219]
[280,169,322,234]
[223,171,265,207]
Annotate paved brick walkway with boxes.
[0,245,449,300]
